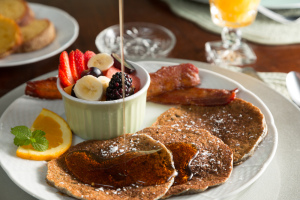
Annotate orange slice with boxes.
[16,108,72,161]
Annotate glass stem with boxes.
[221,27,242,50]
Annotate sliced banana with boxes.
[74,75,103,101]
[98,76,110,94]
[87,53,114,71]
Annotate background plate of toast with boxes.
[0,3,79,67]
[0,61,277,200]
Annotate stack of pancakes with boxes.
[47,98,267,199]
[153,98,267,165]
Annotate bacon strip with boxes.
[25,77,62,99]
[147,88,238,106]
[147,63,201,99]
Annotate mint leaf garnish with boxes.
[31,137,49,151]
[32,130,46,138]
[10,126,49,152]
[14,137,31,146]
[11,126,31,140]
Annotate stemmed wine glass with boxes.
[205,0,260,65]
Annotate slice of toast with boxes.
[18,18,56,52]
[0,15,22,58]
[47,134,177,200]
[0,0,34,26]
[137,126,233,198]
[152,98,267,165]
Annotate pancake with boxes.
[137,126,233,198]
[46,134,176,200]
[152,98,267,165]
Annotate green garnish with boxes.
[10,126,49,152]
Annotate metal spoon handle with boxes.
[286,71,300,106]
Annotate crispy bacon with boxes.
[25,77,62,99]
[147,63,201,99]
[147,88,238,106]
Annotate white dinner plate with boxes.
[191,0,300,9]
[0,3,79,67]
[0,61,277,200]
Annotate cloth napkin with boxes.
[162,0,300,45]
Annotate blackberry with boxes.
[106,72,135,100]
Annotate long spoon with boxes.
[286,71,300,106]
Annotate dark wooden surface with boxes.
[1,0,299,98]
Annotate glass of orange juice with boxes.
[205,0,260,65]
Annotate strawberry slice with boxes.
[104,66,121,78]
[69,50,79,82]
[58,69,73,88]
[130,74,140,93]
[58,51,74,87]
[84,50,95,69]
[74,49,85,78]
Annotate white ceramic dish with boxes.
[57,61,150,140]
[191,0,300,9]
[0,3,79,67]
[0,61,277,200]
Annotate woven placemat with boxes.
[162,0,300,45]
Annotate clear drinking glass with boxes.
[205,0,260,65]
